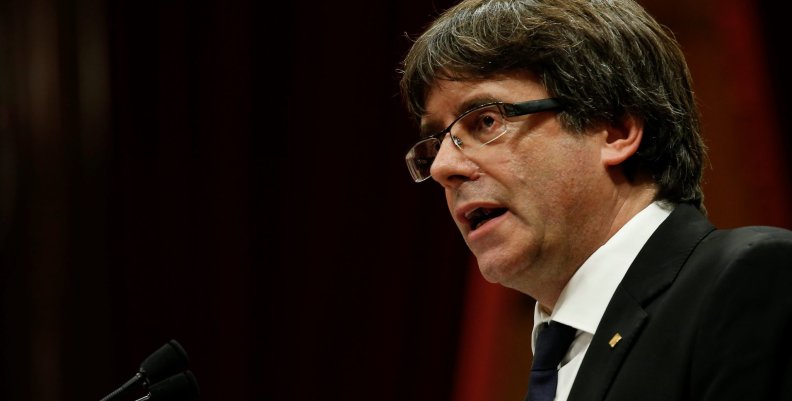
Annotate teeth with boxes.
[466,207,491,218]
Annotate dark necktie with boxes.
[525,321,577,401]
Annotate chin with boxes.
[476,256,524,286]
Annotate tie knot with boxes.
[532,321,577,371]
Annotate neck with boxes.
[536,179,659,312]
[605,182,659,240]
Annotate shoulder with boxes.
[686,225,792,344]
[673,224,792,314]
[708,224,792,245]
[688,225,792,398]
[696,225,792,270]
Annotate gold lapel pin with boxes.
[609,333,623,348]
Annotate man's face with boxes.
[422,71,614,296]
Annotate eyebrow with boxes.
[419,95,502,138]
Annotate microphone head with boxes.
[147,370,200,401]
[140,339,190,384]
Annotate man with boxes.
[399,0,792,400]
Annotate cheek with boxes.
[504,140,567,189]
[506,137,600,207]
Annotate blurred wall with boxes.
[0,1,789,401]
[1,0,467,400]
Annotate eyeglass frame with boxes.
[406,97,565,182]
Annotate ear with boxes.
[601,115,643,167]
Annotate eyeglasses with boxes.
[405,98,564,182]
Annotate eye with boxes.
[458,105,506,143]
[479,114,497,130]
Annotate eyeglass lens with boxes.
[405,104,508,182]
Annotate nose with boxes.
[430,134,478,188]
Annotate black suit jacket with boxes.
[567,204,792,401]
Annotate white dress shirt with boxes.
[531,201,674,401]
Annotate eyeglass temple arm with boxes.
[504,98,564,117]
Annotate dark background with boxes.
[1,1,789,400]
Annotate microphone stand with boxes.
[131,370,199,401]
[99,373,145,401]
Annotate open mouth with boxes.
[466,207,508,230]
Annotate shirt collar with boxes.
[534,201,674,339]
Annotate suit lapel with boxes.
[567,290,647,401]
[567,204,715,401]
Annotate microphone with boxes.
[134,370,200,401]
[140,340,190,384]
[99,339,194,401]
